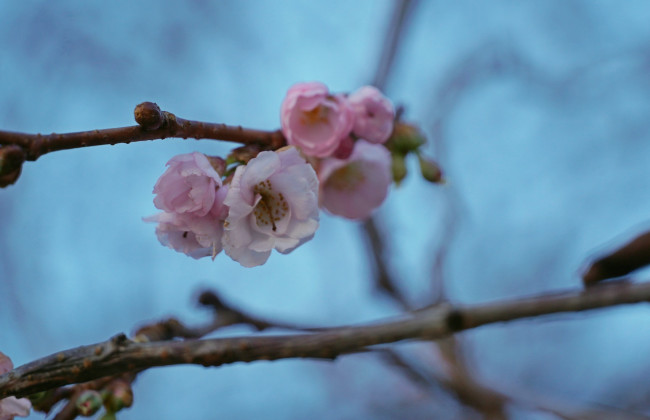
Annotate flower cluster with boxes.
[280,82,394,220]
[147,148,319,267]
[146,82,396,267]
[0,352,31,420]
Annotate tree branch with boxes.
[2,281,650,399]
[0,102,286,162]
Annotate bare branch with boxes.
[582,230,650,286]
[3,281,650,399]
[372,0,418,89]
[362,217,411,310]
[0,102,285,162]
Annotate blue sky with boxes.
[2,1,650,418]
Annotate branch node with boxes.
[109,333,131,350]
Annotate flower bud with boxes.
[386,122,426,155]
[99,411,117,420]
[104,380,133,412]
[76,390,103,416]
[418,155,444,184]
[134,102,164,130]
[391,153,407,186]
[332,136,354,160]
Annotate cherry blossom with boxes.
[280,82,354,158]
[318,140,392,220]
[0,352,31,420]
[145,185,228,259]
[153,152,222,217]
[348,85,395,144]
[147,152,228,259]
[223,147,319,267]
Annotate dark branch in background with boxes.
[372,0,419,89]
[582,230,650,286]
[361,0,418,311]
[362,218,411,310]
[3,281,650,400]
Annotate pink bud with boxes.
[348,86,395,144]
[146,152,229,260]
[280,82,354,158]
[153,152,223,217]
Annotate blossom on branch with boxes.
[0,352,31,420]
[146,152,228,259]
[318,140,392,220]
[223,147,319,267]
[280,82,354,158]
[144,82,414,265]
[348,85,395,144]
[153,152,223,216]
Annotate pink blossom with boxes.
[146,185,228,259]
[147,152,228,259]
[153,152,222,217]
[280,82,354,158]
[0,352,31,420]
[348,86,395,144]
[318,140,391,220]
[223,147,319,267]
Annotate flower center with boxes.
[326,162,365,191]
[300,105,329,125]
[253,180,289,232]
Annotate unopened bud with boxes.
[418,155,444,184]
[333,136,354,160]
[99,411,117,420]
[76,390,103,417]
[392,153,407,186]
[0,145,25,188]
[386,122,426,155]
[104,380,133,412]
[134,102,164,130]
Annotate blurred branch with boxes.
[0,101,285,162]
[380,348,650,420]
[372,0,418,89]
[582,230,650,286]
[360,0,420,310]
[362,218,411,310]
[4,281,650,399]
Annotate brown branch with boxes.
[3,281,650,399]
[373,0,418,89]
[362,217,411,310]
[582,230,650,286]
[31,288,313,418]
[359,0,421,311]
[0,102,286,162]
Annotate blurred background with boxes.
[2,0,650,418]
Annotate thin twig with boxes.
[372,0,418,89]
[360,0,420,311]
[362,218,411,310]
[0,102,285,162]
[3,281,650,399]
